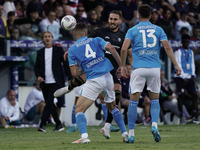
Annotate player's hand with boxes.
[64,51,68,61]
[175,65,181,76]
[120,66,128,78]
[37,76,45,83]
[116,67,122,78]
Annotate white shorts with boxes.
[130,68,160,94]
[80,72,115,103]
[75,84,84,97]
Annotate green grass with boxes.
[0,124,200,150]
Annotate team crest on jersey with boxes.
[118,38,121,42]
[105,36,110,39]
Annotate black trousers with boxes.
[40,83,61,127]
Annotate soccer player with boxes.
[68,23,128,143]
[88,10,131,134]
[120,4,181,143]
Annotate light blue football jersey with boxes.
[125,21,168,69]
[68,36,114,80]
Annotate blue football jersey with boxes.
[125,21,167,69]
[68,36,114,80]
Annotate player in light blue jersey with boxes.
[68,23,128,144]
[120,4,181,143]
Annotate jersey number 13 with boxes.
[139,29,157,48]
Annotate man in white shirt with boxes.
[24,81,45,121]
[0,89,21,127]
[39,11,60,40]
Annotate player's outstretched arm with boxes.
[105,43,122,67]
[161,40,181,76]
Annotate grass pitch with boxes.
[0,124,200,150]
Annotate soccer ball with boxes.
[61,15,76,31]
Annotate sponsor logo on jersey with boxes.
[118,38,121,42]
[105,36,110,39]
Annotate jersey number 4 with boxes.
[139,29,157,48]
[85,44,96,58]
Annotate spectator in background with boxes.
[191,26,200,76]
[94,3,104,23]
[117,0,138,33]
[82,0,98,13]
[173,0,189,20]
[26,0,45,20]
[191,26,200,40]
[74,5,89,25]
[63,5,73,16]
[10,27,23,56]
[39,11,60,40]
[14,7,41,40]
[14,1,24,18]
[87,9,102,32]
[55,5,63,26]
[174,34,199,124]
[43,0,58,17]
[24,81,45,122]
[7,11,15,35]
[174,11,192,40]
[150,9,161,26]
[0,5,10,56]
[159,8,174,40]
[0,89,21,128]
[188,0,200,25]
[2,0,16,20]
[143,0,162,15]
[187,11,197,26]
[157,0,175,14]
[160,70,191,124]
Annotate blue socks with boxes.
[72,104,76,124]
[111,108,127,133]
[150,99,160,123]
[101,103,108,121]
[128,100,138,129]
[76,112,87,135]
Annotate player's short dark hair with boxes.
[7,11,15,17]
[138,4,151,19]
[75,23,87,31]
[110,10,122,19]
[181,34,190,41]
